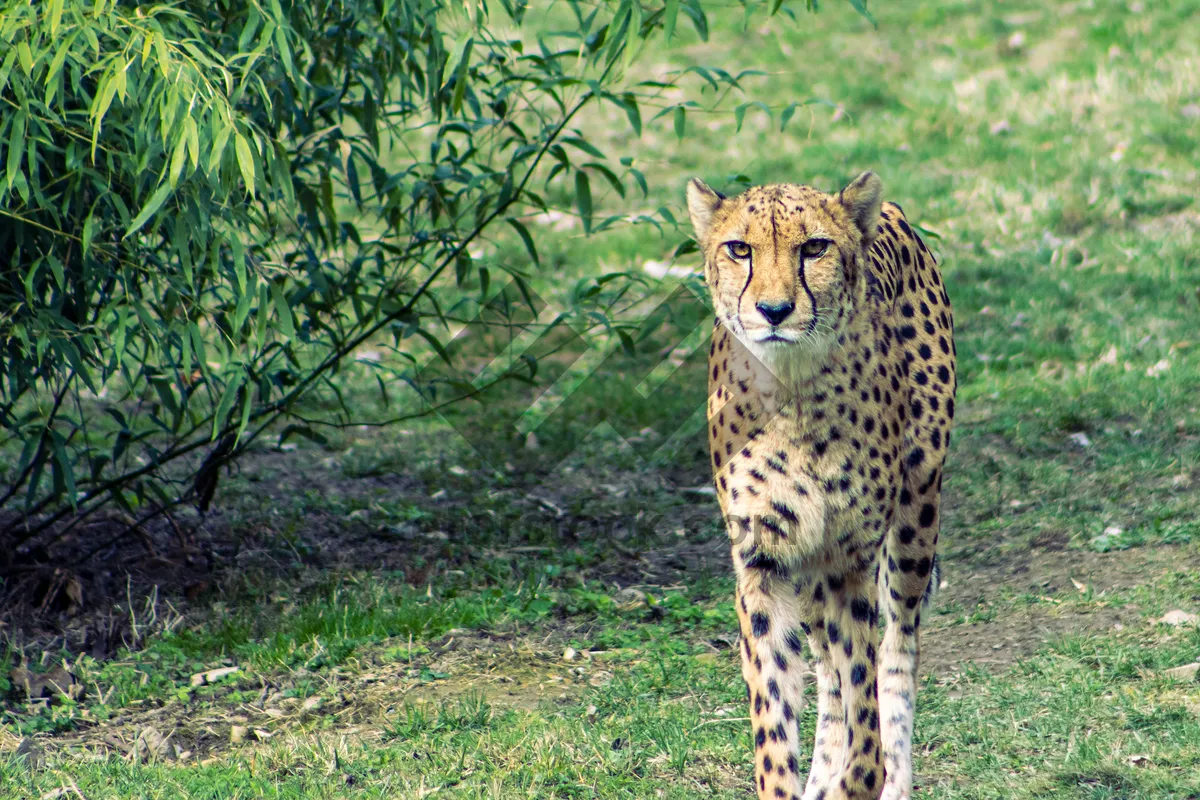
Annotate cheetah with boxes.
[687,172,956,800]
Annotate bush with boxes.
[0,0,857,551]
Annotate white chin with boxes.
[745,334,824,384]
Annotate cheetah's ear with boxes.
[838,171,883,240]
[686,178,724,243]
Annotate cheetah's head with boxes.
[686,172,882,375]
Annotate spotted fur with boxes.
[688,172,956,800]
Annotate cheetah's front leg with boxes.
[805,652,847,798]
[736,568,808,800]
[819,574,883,800]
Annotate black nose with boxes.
[755,301,795,326]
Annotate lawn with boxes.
[4,0,1200,797]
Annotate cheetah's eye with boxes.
[725,241,751,259]
[801,239,830,259]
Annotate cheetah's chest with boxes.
[707,339,904,563]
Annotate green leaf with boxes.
[451,37,473,114]
[664,0,680,40]
[209,121,232,173]
[506,218,540,266]
[273,19,295,77]
[184,116,200,169]
[562,136,606,159]
[16,42,33,76]
[780,102,798,132]
[270,282,295,339]
[845,0,876,25]
[673,105,686,140]
[279,425,330,448]
[412,328,453,366]
[212,371,244,440]
[6,111,25,189]
[621,93,642,136]
[235,132,256,193]
[125,182,173,237]
[575,170,593,234]
[48,0,64,34]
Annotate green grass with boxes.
[5,0,1200,796]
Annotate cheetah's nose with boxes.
[755,300,795,327]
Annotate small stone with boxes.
[230,725,249,745]
[1007,31,1026,49]
[563,647,578,661]
[1165,663,1200,681]
[612,587,647,607]
[585,704,598,718]
[589,670,614,687]
[15,738,44,772]
[136,727,172,761]
[190,666,240,687]
[1068,432,1092,448]
[1146,358,1171,378]
[1158,610,1199,627]
[989,119,1011,135]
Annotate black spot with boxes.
[938,364,952,384]
[899,325,917,341]
[785,629,804,653]
[898,525,916,544]
[919,504,937,527]
[850,664,868,685]
[850,598,872,621]
[771,501,798,523]
[752,612,770,637]
[827,622,841,643]
[907,448,925,468]
[744,549,790,578]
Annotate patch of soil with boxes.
[921,544,1200,673]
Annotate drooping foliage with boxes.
[0,0,861,545]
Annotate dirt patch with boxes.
[922,544,1200,674]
